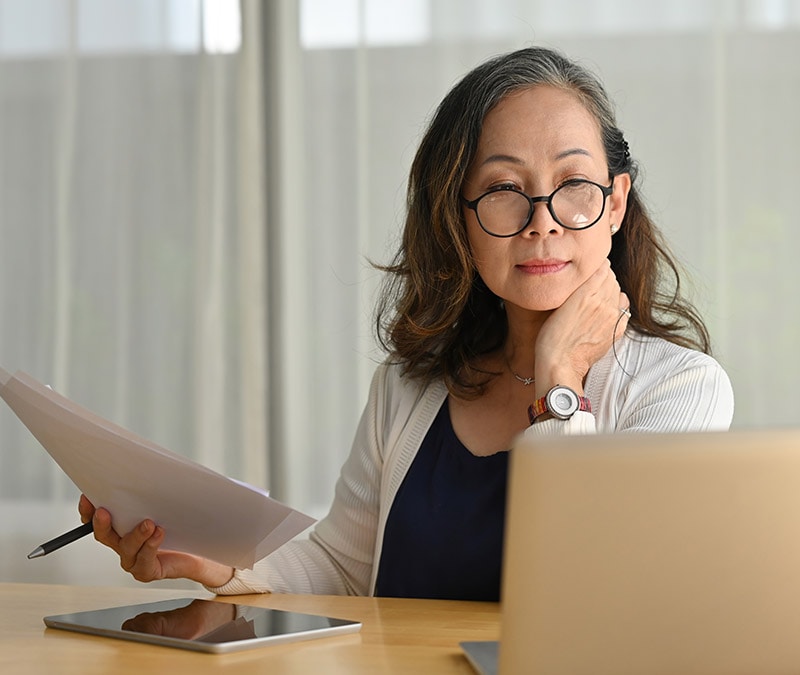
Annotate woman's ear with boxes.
[609,172,631,232]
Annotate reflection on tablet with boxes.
[44,598,362,654]
[122,599,244,641]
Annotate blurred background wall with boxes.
[1,0,798,587]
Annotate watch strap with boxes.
[528,387,592,424]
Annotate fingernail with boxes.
[140,521,151,534]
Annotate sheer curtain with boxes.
[276,0,800,515]
[3,0,799,588]
[0,0,267,586]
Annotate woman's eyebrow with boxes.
[480,153,526,167]
[554,147,592,161]
[480,148,593,167]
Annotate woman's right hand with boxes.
[78,495,235,588]
[533,258,629,396]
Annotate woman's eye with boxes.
[487,182,519,193]
[557,177,589,189]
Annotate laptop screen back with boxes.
[499,428,800,675]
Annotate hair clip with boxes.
[622,138,631,161]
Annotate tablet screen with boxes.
[44,597,361,653]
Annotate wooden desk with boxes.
[0,583,499,674]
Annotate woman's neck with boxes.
[502,305,551,373]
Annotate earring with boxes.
[610,224,618,234]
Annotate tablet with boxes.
[44,597,362,654]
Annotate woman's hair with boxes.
[375,46,711,398]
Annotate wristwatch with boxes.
[528,385,592,423]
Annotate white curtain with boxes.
[0,0,267,586]
[2,0,799,587]
[278,0,800,516]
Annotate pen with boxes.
[27,521,94,559]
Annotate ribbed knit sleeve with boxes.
[207,366,424,595]
[522,332,734,438]
[207,364,393,596]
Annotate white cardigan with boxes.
[209,332,734,597]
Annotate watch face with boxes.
[548,386,579,419]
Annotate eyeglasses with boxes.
[462,178,615,238]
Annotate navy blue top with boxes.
[374,399,509,601]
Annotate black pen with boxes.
[27,521,94,559]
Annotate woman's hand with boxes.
[122,599,237,639]
[534,259,629,396]
[78,495,235,588]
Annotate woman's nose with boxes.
[521,201,562,237]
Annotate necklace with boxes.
[505,354,535,386]
[512,372,535,386]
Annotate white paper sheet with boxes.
[0,367,315,569]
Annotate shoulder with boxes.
[368,359,448,443]
[589,331,734,431]
[615,331,726,375]
[618,333,734,403]
[369,360,426,408]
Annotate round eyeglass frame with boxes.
[462,177,615,238]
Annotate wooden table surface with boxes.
[0,583,500,674]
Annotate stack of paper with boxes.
[0,367,315,569]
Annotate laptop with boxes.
[463,427,800,675]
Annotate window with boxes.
[0,0,241,57]
[299,0,800,50]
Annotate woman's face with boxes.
[462,85,630,313]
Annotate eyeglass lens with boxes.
[477,181,606,235]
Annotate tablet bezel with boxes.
[43,597,362,654]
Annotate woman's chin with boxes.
[505,298,563,315]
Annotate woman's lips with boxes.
[516,259,569,275]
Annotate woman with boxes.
[79,46,734,601]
